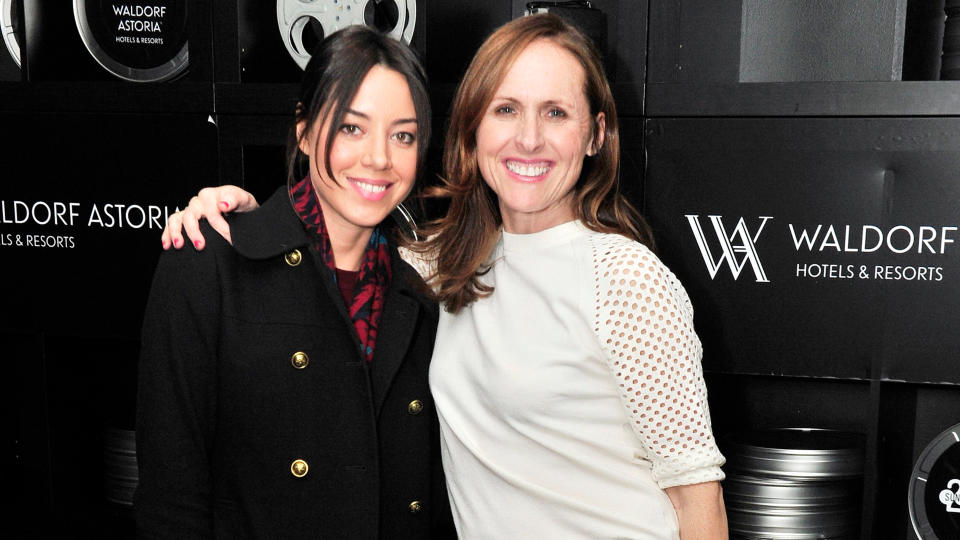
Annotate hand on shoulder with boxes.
[161,185,259,251]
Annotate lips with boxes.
[348,177,392,201]
[505,159,552,181]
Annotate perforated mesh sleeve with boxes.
[591,234,725,489]
[398,246,437,283]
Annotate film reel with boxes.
[73,0,189,82]
[1,0,20,68]
[909,422,960,539]
[277,0,416,70]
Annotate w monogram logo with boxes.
[685,215,773,283]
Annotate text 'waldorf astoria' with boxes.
[113,4,167,32]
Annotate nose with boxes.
[362,132,392,170]
[514,112,544,153]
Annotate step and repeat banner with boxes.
[645,117,960,383]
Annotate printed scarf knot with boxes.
[290,177,391,362]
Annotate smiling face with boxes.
[475,38,604,234]
[299,65,419,244]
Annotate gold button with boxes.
[408,500,422,514]
[285,249,302,267]
[291,459,309,478]
[291,351,309,369]
[407,399,423,415]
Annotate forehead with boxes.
[495,39,587,104]
[347,65,415,115]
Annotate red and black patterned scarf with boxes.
[290,177,392,362]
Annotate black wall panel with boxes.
[647,117,960,383]
[648,0,909,84]
[646,118,891,378]
[647,0,742,83]
[3,112,217,538]
[1,113,218,336]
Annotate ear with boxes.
[587,112,606,157]
[296,119,312,156]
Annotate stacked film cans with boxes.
[103,427,138,506]
[723,428,865,539]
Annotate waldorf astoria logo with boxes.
[73,0,189,82]
[686,215,772,283]
[685,215,955,283]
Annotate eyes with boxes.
[338,123,417,146]
[339,124,363,136]
[393,131,417,145]
[546,107,567,118]
[492,103,568,119]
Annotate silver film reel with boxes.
[277,0,416,70]
[1,0,20,68]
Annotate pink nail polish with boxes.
[194,240,201,249]
[173,238,180,247]
[219,201,229,211]
[162,239,169,249]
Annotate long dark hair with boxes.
[416,14,654,313]
[286,25,431,191]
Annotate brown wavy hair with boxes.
[417,13,654,313]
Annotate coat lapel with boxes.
[369,255,424,416]
[232,186,366,357]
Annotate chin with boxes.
[351,211,394,229]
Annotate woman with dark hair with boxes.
[163,14,727,539]
[135,25,453,539]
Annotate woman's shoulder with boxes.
[584,229,660,270]
[585,229,694,320]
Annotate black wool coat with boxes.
[135,187,455,539]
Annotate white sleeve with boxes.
[591,234,725,489]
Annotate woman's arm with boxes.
[162,185,259,250]
[591,239,728,537]
[665,481,728,539]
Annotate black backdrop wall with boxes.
[4,1,960,539]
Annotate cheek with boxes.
[558,125,593,160]
[475,154,500,195]
[475,131,500,183]
[475,120,505,160]
[394,147,419,190]
[326,142,357,172]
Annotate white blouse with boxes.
[405,220,724,539]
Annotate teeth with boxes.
[355,181,387,193]
[506,161,549,177]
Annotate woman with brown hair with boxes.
[164,14,727,539]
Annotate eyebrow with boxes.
[345,108,418,126]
